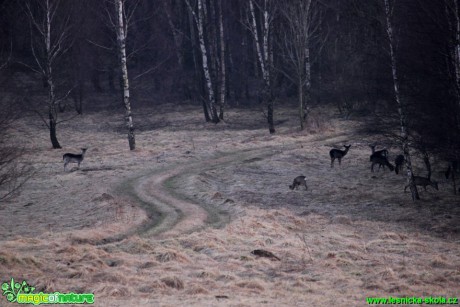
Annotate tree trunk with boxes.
[249,0,275,133]
[187,6,210,121]
[304,44,311,121]
[384,0,419,201]
[164,2,184,67]
[115,0,135,150]
[45,0,61,149]
[453,0,460,113]
[266,87,275,133]
[299,74,304,130]
[49,109,61,149]
[186,0,219,123]
[445,0,460,130]
[197,0,219,123]
[218,0,226,120]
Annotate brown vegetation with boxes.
[0,104,459,306]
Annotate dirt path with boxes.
[128,146,281,240]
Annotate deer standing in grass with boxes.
[369,144,388,158]
[63,148,87,171]
[329,145,351,168]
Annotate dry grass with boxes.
[0,101,459,306]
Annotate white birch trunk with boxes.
[454,0,460,96]
[197,0,218,123]
[186,0,219,123]
[304,43,311,123]
[45,0,60,149]
[115,0,136,150]
[280,0,312,130]
[452,0,460,117]
[444,0,460,131]
[218,0,226,120]
[384,0,419,200]
[249,0,267,83]
[249,0,274,133]
[262,0,270,75]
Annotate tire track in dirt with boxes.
[129,147,280,240]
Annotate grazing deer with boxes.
[394,154,404,174]
[370,155,394,172]
[369,145,389,171]
[63,148,87,171]
[404,176,438,192]
[329,145,351,168]
[289,176,308,190]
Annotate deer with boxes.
[369,144,390,171]
[329,145,351,168]
[63,148,87,172]
[394,155,404,174]
[369,144,389,159]
[370,155,394,172]
[404,176,438,192]
[289,176,308,190]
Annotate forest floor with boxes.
[0,100,459,306]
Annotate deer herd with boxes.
[60,145,456,196]
[289,143,458,194]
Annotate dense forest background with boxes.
[0,0,459,199]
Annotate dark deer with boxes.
[63,148,87,171]
[370,155,394,172]
[369,144,389,159]
[329,145,351,168]
[394,155,404,174]
[369,145,389,171]
[289,176,308,190]
[404,176,438,192]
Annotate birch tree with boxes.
[279,0,320,130]
[445,0,460,115]
[24,0,73,149]
[443,0,460,163]
[114,0,135,150]
[217,0,226,120]
[186,6,210,120]
[185,0,220,123]
[247,0,275,133]
[383,0,419,201]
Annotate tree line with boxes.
[0,0,459,200]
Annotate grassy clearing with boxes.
[0,103,458,306]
